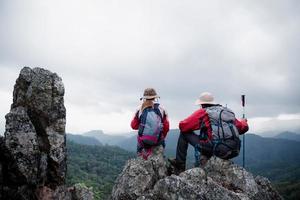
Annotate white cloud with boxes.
[249,113,300,136]
[277,113,300,120]
[66,102,134,134]
[0,0,299,134]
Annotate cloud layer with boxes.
[0,0,299,135]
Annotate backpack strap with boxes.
[198,118,208,141]
[138,108,149,136]
[219,109,225,139]
[229,123,237,139]
[153,104,163,121]
[153,104,164,142]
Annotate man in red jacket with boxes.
[170,92,248,173]
[131,88,170,159]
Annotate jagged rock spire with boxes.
[0,67,93,200]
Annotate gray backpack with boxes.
[203,105,241,159]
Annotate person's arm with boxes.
[179,109,204,133]
[162,113,170,138]
[234,118,249,135]
[130,111,140,130]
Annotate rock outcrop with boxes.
[111,148,283,200]
[0,67,93,200]
[112,146,167,200]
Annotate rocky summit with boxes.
[0,67,93,200]
[111,147,283,200]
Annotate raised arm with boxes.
[234,118,249,135]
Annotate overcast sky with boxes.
[0,0,299,136]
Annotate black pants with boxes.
[176,131,213,163]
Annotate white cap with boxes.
[195,92,215,105]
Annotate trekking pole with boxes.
[241,95,246,168]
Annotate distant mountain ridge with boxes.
[275,131,300,142]
[83,130,128,145]
[67,133,102,146]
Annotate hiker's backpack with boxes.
[200,106,241,159]
[138,104,163,147]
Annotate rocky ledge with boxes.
[111,146,283,200]
[0,67,93,200]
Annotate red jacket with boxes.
[179,107,248,140]
[131,105,170,139]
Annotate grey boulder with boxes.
[111,150,282,200]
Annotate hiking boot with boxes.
[200,155,208,167]
[167,158,186,175]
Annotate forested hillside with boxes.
[66,141,135,200]
[66,131,300,200]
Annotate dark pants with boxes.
[176,131,213,164]
[137,140,165,153]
